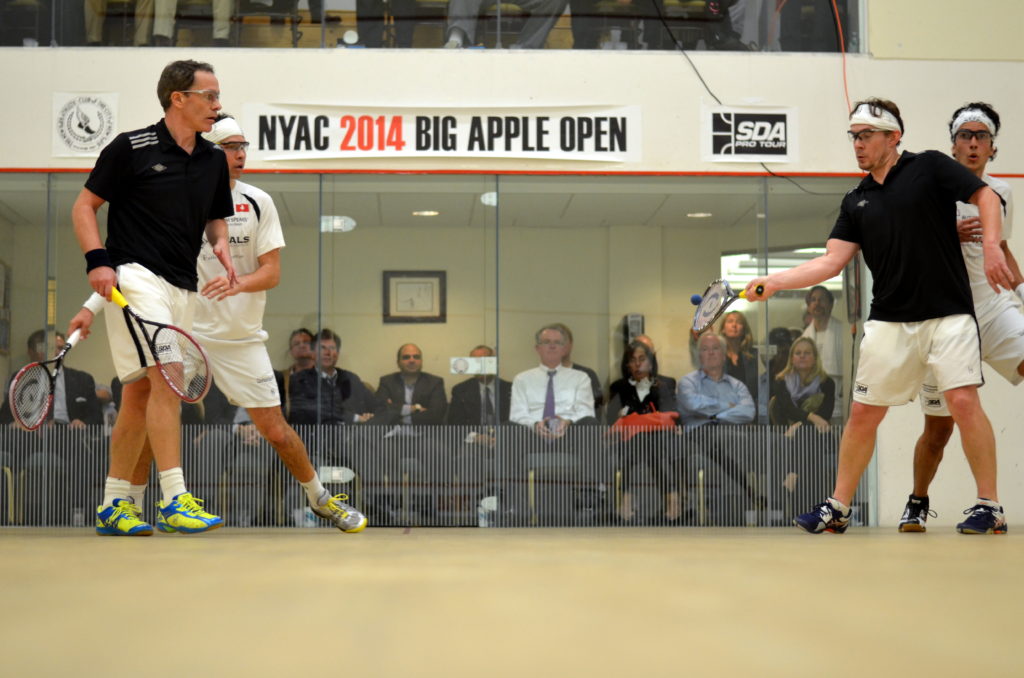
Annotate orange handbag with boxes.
[609,408,680,442]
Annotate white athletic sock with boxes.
[827,496,851,515]
[102,477,131,508]
[978,497,1002,509]
[301,476,329,507]
[127,484,147,508]
[158,468,188,506]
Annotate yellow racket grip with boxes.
[738,285,765,300]
[110,287,129,309]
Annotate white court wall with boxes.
[1,41,1023,525]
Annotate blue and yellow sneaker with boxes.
[310,493,368,533]
[156,492,224,534]
[96,499,153,536]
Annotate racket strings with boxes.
[11,364,52,429]
[153,327,210,402]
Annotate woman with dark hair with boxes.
[606,341,679,523]
[719,310,759,406]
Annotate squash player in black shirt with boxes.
[70,60,237,536]
[745,98,1013,535]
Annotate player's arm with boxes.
[745,238,859,300]
[202,248,281,302]
[72,188,116,300]
[971,186,1012,292]
[1001,243,1024,289]
[204,218,239,287]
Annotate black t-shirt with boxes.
[829,150,986,322]
[85,119,233,292]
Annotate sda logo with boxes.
[712,112,788,156]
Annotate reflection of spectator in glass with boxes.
[606,340,680,523]
[718,310,758,408]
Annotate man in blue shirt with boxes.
[678,332,756,430]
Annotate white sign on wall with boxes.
[243,104,641,162]
[701,104,798,163]
[53,93,118,157]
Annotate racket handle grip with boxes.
[738,285,765,300]
[110,287,128,309]
[66,328,82,347]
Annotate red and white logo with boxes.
[235,203,250,212]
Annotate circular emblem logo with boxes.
[57,96,115,154]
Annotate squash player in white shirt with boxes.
[72,115,366,533]
[899,102,1024,533]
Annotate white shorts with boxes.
[200,339,281,409]
[104,263,194,384]
[854,315,982,407]
[920,296,1024,415]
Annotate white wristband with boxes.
[1016,283,1024,304]
[82,292,106,315]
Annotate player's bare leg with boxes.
[944,385,998,501]
[912,415,954,496]
[247,406,367,533]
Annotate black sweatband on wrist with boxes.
[85,248,112,273]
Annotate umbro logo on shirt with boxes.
[857,199,869,208]
[152,163,166,172]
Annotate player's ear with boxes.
[991,145,997,161]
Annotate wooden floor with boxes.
[2,527,1022,677]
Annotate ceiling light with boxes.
[412,210,440,217]
[687,212,713,218]
[320,215,356,233]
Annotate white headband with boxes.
[849,103,902,133]
[952,108,996,137]
[202,117,245,144]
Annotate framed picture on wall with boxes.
[382,270,447,324]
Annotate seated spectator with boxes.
[768,336,839,516]
[507,324,601,523]
[551,322,605,421]
[288,329,376,426]
[719,310,758,408]
[634,334,676,394]
[757,326,794,422]
[447,344,512,431]
[677,332,754,430]
[373,343,447,426]
[85,0,154,46]
[278,327,314,418]
[769,337,834,434]
[801,285,844,417]
[606,340,680,523]
[353,0,417,47]
[677,332,759,525]
[510,324,596,434]
[444,0,568,49]
[152,0,231,46]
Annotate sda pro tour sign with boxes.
[702,105,798,163]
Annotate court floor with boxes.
[2,527,1021,677]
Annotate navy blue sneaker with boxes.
[794,500,850,534]
[898,495,936,533]
[956,503,1007,534]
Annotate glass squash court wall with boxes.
[0,171,872,528]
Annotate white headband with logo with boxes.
[848,103,901,133]
[202,117,245,144]
[952,108,996,137]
